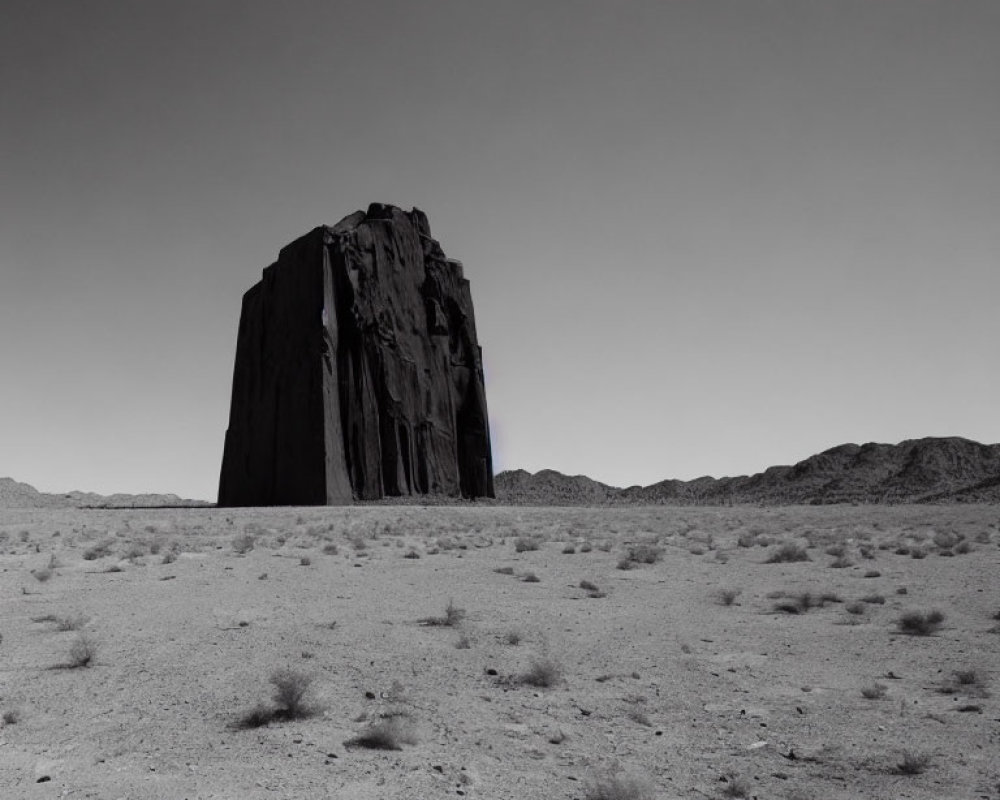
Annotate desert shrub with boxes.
[2,709,20,725]
[580,580,600,592]
[721,776,752,798]
[455,633,471,649]
[896,586,908,595]
[519,657,562,688]
[894,546,911,555]
[932,531,957,549]
[299,556,311,566]
[514,537,540,553]
[846,601,866,615]
[626,707,651,726]
[859,544,876,559]
[67,634,96,668]
[863,570,881,578]
[597,540,613,552]
[954,540,972,554]
[82,539,114,560]
[616,557,636,571]
[322,543,339,555]
[419,599,466,627]
[896,610,945,635]
[32,566,53,582]
[504,630,522,646]
[562,544,576,554]
[765,543,810,563]
[825,544,845,557]
[895,751,930,775]
[626,544,662,564]
[403,549,420,559]
[522,572,540,583]
[161,550,177,564]
[910,547,926,559]
[493,566,515,575]
[55,613,89,631]
[861,682,887,700]
[270,669,315,718]
[862,594,886,604]
[345,712,418,750]
[232,534,255,554]
[736,532,756,548]
[941,669,990,697]
[718,588,742,606]
[584,772,654,800]
[580,541,593,553]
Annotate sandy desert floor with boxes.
[1,504,998,799]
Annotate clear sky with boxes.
[2,0,998,499]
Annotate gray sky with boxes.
[2,0,998,499]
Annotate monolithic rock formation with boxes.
[218,204,493,506]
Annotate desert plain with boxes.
[0,503,997,799]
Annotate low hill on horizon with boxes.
[495,437,1000,505]
[0,478,211,510]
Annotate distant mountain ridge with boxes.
[495,437,1000,505]
[0,478,210,509]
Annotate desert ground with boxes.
[0,504,997,799]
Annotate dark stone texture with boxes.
[218,204,493,506]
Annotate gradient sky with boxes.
[2,0,998,499]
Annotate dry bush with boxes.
[721,776,752,798]
[910,547,927,559]
[616,557,637,571]
[765,543,811,563]
[894,751,931,775]
[584,771,654,800]
[67,634,96,668]
[862,594,886,604]
[846,601,866,615]
[82,539,114,560]
[403,549,420,559]
[940,669,990,697]
[861,682,888,700]
[419,599,466,627]
[2,709,20,725]
[514,537,540,553]
[829,555,853,568]
[345,712,418,750]
[236,669,317,728]
[503,630,522,646]
[32,564,54,582]
[232,534,255,554]
[522,572,540,583]
[562,544,576,554]
[717,588,742,606]
[519,657,562,688]
[322,543,339,555]
[896,610,945,635]
[493,566,515,575]
[626,544,662,564]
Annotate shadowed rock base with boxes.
[218,204,493,506]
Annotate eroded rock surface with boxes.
[219,204,493,506]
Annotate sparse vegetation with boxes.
[232,534,255,554]
[625,544,662,564]
[765,543,811,563]
[236,669,317,728]
[718,588,742,606]
[861,682,888,700]
[584,772,654,800]
[2,709,20,725]
[514,536,540,553]
[519,657,562,688]
[721,775,752,798]
[494,566,515,575]
[419,599,466,627]
[522,571,540,583]
[66,634,96,668]
[896,609,945,635]
[345,712,418,750]
[894,750,931,775]
[82,539,114,560]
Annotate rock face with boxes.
[218,204,493,506]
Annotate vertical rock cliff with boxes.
[218,204,493,506]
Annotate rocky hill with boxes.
[495,437,1000,505]
[0,478,209,509]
